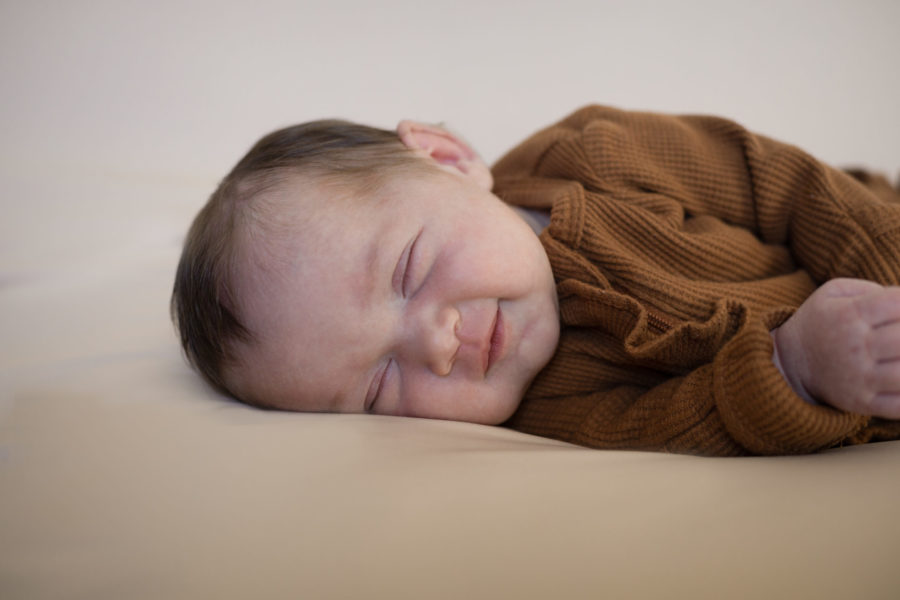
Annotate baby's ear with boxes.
[396,120,493,191]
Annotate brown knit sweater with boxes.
[492,105,900,456]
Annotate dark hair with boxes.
[171,120,426,402]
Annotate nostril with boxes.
[439,347,458,378]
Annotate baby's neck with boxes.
[512,206,550,235]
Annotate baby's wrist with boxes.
[770,328,818,406]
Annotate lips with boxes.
[485,306,505,375]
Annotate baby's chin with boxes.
[476,382,532,425]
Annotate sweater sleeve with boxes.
[506,279,879,456]
[496,105,900,455]
[493,105,900,285]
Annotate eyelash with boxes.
[367,359,392,412]
[397,230,422,298]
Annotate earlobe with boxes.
[396,120,494,191]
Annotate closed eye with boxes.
[392,229,422,298]
[365,359,391,413]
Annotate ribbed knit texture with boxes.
[493,105,900,456]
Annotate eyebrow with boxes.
[325,389,344,413]
[357,234,380,311]
[325,375,359,414]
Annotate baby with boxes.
[173,105,900,456]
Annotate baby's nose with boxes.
[413,305,460,376]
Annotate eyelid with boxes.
[392,229,422,298]
[365,360,391,413]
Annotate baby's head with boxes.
[172,119,559,424]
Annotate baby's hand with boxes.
[771,278,900,419]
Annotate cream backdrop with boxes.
[2,1,899,599]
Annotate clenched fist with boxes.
[771,278,900,419]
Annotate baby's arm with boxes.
[772,278,900,419]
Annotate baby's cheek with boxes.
[394,373,445,419]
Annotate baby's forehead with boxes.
[262,172,390,221]
[235,175,386,300]
[238,176,357,252]
[259,171,448,246]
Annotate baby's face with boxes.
[234,169,560,424]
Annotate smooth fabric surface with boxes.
[3,2,900,598]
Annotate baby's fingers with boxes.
[864,358,900,418]
[867,391,900,420]
[856,286,900,327]
[868,321,900,362]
